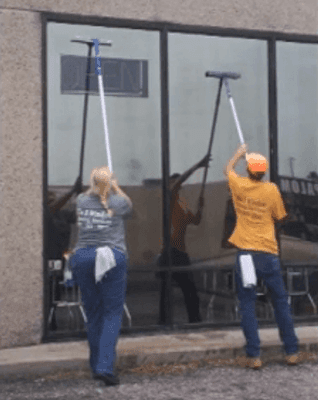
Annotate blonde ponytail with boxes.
[86,166,114,216]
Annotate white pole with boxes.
[93,39,113,172]
[97,74,113,172]
[224,79,245,145]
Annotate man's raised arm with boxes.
[224,144,248,178]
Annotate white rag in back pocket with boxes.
[95,246,116,283]
[239,254,257,288]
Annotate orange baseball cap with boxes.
[246,153,268,173]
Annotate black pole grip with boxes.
[78,43,93,186]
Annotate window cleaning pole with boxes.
[223,78,245,146]
[205,71,245,146]
[92,39,113,172]
[70,39,94,187]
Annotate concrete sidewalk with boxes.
[0,326,317,380]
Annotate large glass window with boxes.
[277,42,318,180]
[276,42,318,320]
[47,23,161,186]
[47,22,161,332]
[46,19,318,334]
[277,42,318,245]
[167,34,269,324]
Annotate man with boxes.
[224,144,300,369]
[47,177,82,260]
[158,154,210,325]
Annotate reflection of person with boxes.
[158,155,210,324]
[69,167,132,386]
[46,177,82,260]
[225,144,299,369]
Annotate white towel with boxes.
[239,254,257,288]
[95,246,116,284]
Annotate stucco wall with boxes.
[0,9,43,349]
[0,0,317,34]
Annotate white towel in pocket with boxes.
[95,246,116,284]
[239,254,257,288]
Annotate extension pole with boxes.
[200,78,223,198]
[78,42,93,185]
[204,71,243,188]
[224,79,245,146]
[93,39,113,172]
[71,37,112,181]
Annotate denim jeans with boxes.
[70,245,127,376]
[235,250,298,357]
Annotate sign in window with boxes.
[61,55,148,97]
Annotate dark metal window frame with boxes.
[41,12,318,341]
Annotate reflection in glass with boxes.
[168,33,269,324]
[277,42,318,248]
[276,42,318,320]
[47,22,161,330]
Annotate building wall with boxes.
[0,0,317,34]
[0,9,43,349]
[0,1,317,348]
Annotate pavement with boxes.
[0,324,317,381]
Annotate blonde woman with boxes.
[70,166,132,386]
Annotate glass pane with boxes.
[276,42,318,320]
[47,22,161,331]
[47,23,161,186]
[277,42,318,241]
[169,34,269,184]
[277,42,318,180]
[168,33,269,325]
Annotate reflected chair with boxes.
[48,259,87,332]
[203,271,275,321]
[255,279,274,320]
[283,266,317,315]
[203,267,239,321]
[48,259,132,331]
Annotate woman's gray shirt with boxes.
[74,192,132,255]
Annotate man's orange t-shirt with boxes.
[227,170,287,255]
[170,194,194,252]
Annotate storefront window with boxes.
[277,42,318,244]
[276,42,318,319]
[167,34,269,324]
[46,20,318,334]
[47,22,161,332]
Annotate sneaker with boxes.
[93,373,120,386]
[286,353,301,366]
[245,357,263,370]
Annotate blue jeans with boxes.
[235,251,298,357]
[70,246,127,376]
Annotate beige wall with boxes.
[0,1,317,349]
[0,9,43,349]
[0,0,317,34]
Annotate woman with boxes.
[70,166,132,386]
